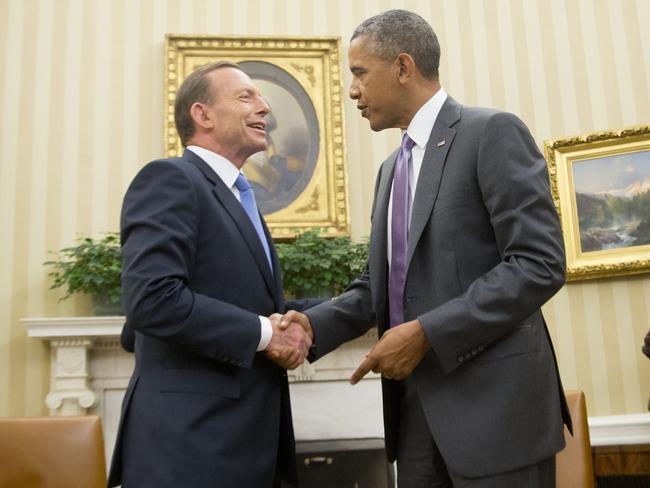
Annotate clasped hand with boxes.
[264,313,313,370]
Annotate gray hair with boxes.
[174,61,242,146]
[351,9,440,81]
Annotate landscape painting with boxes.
[544,125,650,280]
[572,150,650,253]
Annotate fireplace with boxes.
[290,438,394,488]
[22,316,387,477]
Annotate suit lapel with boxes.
[406,97,461,271]
[265,222,285,310]
[212,183,277,296]
[183,150,278,300]
[369,149,399,329]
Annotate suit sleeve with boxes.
[419,112,566,373]
[285,297,328,311]
[121,160,260,368]
[303,164,386,359]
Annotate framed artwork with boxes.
[164,35,350,238]
[544,126,650,280]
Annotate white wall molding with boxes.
[588,413,650,446]
[22,316,124,339]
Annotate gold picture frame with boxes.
[544,126,650,281]
[164,35,349,238]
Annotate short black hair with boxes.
[352,9,440,81]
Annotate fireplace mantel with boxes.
[22,316,385,466]
[23,316,650,468]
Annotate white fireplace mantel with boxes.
[22,316,386,466]
[23,316,129,416]
[22,316,650,466]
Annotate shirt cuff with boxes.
[257,315,272,351]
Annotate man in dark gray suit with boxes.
[108,61,317,488]
[282,9,572,488]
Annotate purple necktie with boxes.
[389,132,415,328]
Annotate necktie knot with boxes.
[235,173,252,192]
[401,132,415,152]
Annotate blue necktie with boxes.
[234,173,273,272]
[389,132,415,327]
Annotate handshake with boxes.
[264,312,313,370]
[265,310,430,385]
[262,311,431,384]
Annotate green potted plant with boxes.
[275,228,368,299]
[45,233,123,315]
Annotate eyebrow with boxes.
[237,87,257,96]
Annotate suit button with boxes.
[471,348,478,356]
[478,345,485,352]
[457,356,464,363]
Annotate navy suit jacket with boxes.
[108,149,318,488]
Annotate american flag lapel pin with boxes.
[437,139,446,147]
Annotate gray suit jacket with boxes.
[305,97,572,478]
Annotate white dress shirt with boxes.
[387,88,448,264]
[187,145,272,351]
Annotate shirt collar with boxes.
[405,88,448,149]
[186,145,242,189]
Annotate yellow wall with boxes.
[1,0,648,417]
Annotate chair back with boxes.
[556,390,595,488]
[0,415,106,488]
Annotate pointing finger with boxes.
[350,355,377,385]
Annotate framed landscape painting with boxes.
[544,126,650,281]
[164,35,350,238]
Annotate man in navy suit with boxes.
[283,10,571,488]
[108,61,316,488]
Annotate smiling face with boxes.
[202,67,270,167]
[348,36,407,131]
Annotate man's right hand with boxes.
[279,310,313,340]
[264,314,312,370]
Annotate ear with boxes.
[189,102,214,130]
[396,53,416,85]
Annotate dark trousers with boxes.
[396,377,556,488]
